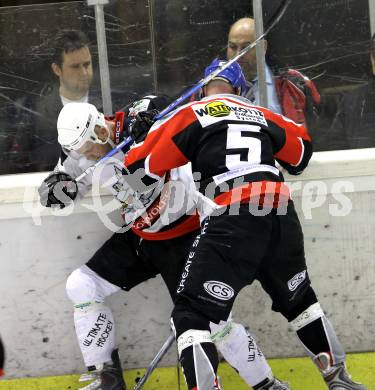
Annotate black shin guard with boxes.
[180,342,219,390]
[288,302,346,365]
[282,287,345,365]
[296,316,332,355]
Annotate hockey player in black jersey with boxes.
[124,59,367,390]
[38,95,291,390]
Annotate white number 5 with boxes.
[225,123,262,170]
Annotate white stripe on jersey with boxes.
[213,164,280,186]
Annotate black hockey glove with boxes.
[38,172,78,208]
[127,109,159,143]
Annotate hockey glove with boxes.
[38,172,78,208]
[127,109,159,143]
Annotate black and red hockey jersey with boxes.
[125,94,312,210]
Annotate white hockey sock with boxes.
[74,301,116,368]
[211,321,272,387]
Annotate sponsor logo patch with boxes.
[288,270,307,291]
[194,101,268,126]
[205,101,231,117]
[203,281,234,301]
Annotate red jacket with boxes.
[275,69,320,128]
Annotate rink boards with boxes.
[0,149,374,381]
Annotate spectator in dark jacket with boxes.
[12,30,101,173]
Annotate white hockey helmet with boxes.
[57,102,107,152]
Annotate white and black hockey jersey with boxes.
[56,112,200,240]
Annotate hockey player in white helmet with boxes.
[38,97,291,390]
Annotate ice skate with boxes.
[314,353,366,390]
[323,363,367,390]
[79,349,126,390]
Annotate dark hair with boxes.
[51,30,90,67]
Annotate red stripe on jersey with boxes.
[264,109,311,141]
[264,110,310,166]
[214,180,290,208]
[132,214,200,240]
[274,132,304,166]
[125,107,197,177]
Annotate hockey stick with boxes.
[133,331,175,390]
[74,0,290,183]
[176,342,181,390]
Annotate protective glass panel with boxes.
[0,1,96,174]
[148,0,372,152]
[102,0,153,107]
[263,0,372,152]
[0,0,152,174]
[0,0,372,175]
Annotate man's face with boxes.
[54,46,93,98]
[75,125,110,161]
[79,141,108,161]
[227,24,258,80]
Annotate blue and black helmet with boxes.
[204,58,246,95]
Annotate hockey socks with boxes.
[74,301,117,368]
[211,320,272,387]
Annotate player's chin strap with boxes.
[74,0,291,183]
